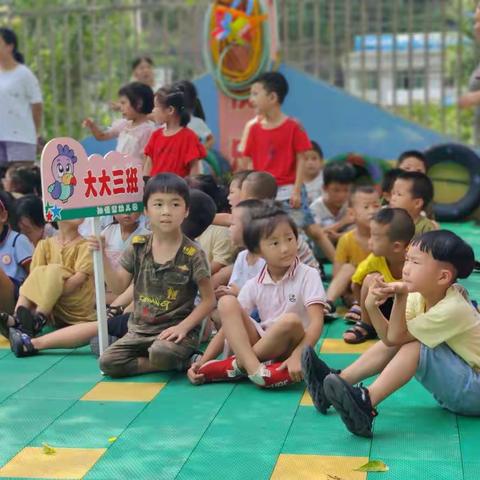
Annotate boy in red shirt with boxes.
[241,72,334,261]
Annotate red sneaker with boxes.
[198,356,245,383]
[248,362,293,389]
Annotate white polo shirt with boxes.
[238,257,326,331]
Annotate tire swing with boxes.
[425,143,480,221]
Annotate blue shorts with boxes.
[415,342,480,416]
[9,277,22,302]
[278,186,315,230]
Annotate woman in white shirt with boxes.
[0,28,43,165]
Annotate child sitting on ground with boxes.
[343,208,415,344]
[302,230,480,438]
[194,203,326,388]
[83,82,155,161]
[93,174,215,377]
[304,141,325,203]
[324,185,381,318]
[396,150,427,174]
[0,191,33,323]
[1,218,95,340]
[389,170,436,234]
[310,162,356,243]
[240,71,334,261]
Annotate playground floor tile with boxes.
[81,381,166,402]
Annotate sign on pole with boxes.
[40,137,143,358]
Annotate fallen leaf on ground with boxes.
[42,443,56,455]
[354,460,389,472]
[108,436,118,443]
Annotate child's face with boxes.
[133,60,154,86]
[258,221,298,270]
[402,244,452,293]
[229,206,246,247]
[228,179,242,208]
[59,219,83,229]
[18,216,43,246]
[368,220,393,257]
[390,179,422,216]
[240,179,253,201]
[351,191,381,227]
[399,157,426,174]
[118,95,138,121]
[323,182,351,209]
[115,212,141,228]
[145,191,188,232]
[304,150,324,177]
[2,169,14,192]
[152,98,172,125]
[249,82,274,114]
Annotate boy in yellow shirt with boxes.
[389,170,436,234]
[302,230,480,437]
[343,208,415,344]
[324,186,381,318]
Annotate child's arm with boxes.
[82,118,116,141]
[279,303,324,382]
[86,236,133,294]
[157,277,216,343]
[143,156,152,177]
[63,272,88,295]
[204,134,215,150]
[189,159,201,175]
[212,212,232,227]
[291,151,306,208]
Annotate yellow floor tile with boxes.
[0,335,9,349]
[300,389,313,406]
[320,338,377,354]
[271,454,368,480]
[0,447,106,479]
[81,381,165,402]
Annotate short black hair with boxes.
[243,202,298,253]
[118,82,154,114]
[381,168,403,194]
[323,162,356,187]
[0,190,16,226]
[411,230,474,279]
[6,165,41,195]
[242,171,278,200]
[131,56,153,71]
[397,150,427,169]
[14,194,45,228]
[186,174,229,213]
[155,85,191,127]
[373,207,415,244]
[181,189,216,239]
[230,170,254,189]
[396,171,434,209]
[255,71,289,104]
[349,184,378,206]
[310,141,324,158]
[143,173,190,208]
[235,198,266,224]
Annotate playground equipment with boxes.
[203,0,278,100]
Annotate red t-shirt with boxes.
[144,127,207,177]
[243,117,312,186]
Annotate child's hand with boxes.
[376,281,409,296]
[365,274,389,308]
[187,361,205,385]
[277,353,303,382]
[86,235,105,252]
[158,324,189,343]
[82,117,95,129]
[289,190,301,209]
[215,285,238,299]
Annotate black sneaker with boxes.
[16,307,47,337]
[323,373,377,438]
[301,346,338,414]
[9,328,38,358]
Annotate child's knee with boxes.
[99,350,132,378]
[218,294,240,318]
[278,313,304,333]
[149,340,191,371]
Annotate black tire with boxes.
[425,143,480,221]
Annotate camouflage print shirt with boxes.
[120,234,210,335]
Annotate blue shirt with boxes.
[0,227,33,283]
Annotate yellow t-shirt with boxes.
[415,216,437,235]
[406,286,480,370]
[335,229,370,267]
[351,253,399,285]
[197,225,237,267]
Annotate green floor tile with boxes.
[282,405,371,457]
[85,377,235,479]
[32,401,146,449]
[101,371,172,383]
[368,458,463,480]
[458,415,480,462]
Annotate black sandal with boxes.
[344,302,361,324]
[106,305,125,320]
[323,300,337,323]
[343,321,377,345]
[16,306,47,338]
[0,312,17,338]
[9,328,38,358]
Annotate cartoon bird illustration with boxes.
[47,144,78,203]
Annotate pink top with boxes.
[108,119,156,160]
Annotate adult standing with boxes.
[0,28,43,166]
